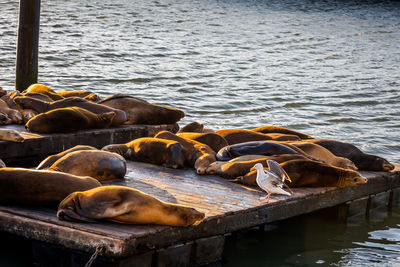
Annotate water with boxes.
[0,0,399,265]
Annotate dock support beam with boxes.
[15,0,41,92]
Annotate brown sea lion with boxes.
[0,168,101,206]
[305,139,394,171]
[25,107,115,133]
[177,121,204,133]
[46,150,127,181]
[215,129,301,145]
[0,87,6,97]
[1,94,38,123]
[15,96,127,126]
[102,137,186,169]
[235,159,367,188]
[206,154,309,179]
[216,141,309,161]
[57,185,205,226]
[1,94,20,110]
[98,94,185,125]
[177,132,228,153]
[21,109,38,123]
[22,83,64,101]
[155,131,216,174]
[0,98,23,124]
[57,90,101,102]
[0,129,24,142]
[282,141,357,170]
[0,159,5,168]
[24,92,55,102]
[0,112,12,125]
[251,126,313,139]
[37,145,97,169]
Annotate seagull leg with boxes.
[259,193,271,203]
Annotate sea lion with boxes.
[46,150,127,181]
[0,87,6,97]
[206,154,309,179]
[57,185,205,226]
[98,94,185,125]
[215,129,301,145]
[37,145,97,169]
[1,93,20,110]
[21,109,38,123]
[282,141,357,170]
[0,129,24,142]
[0,98,23,124]
[235,159,367,188]
[177,121,204,133]
[102,137,186,169]
[155,131,216,174]
[1,94,38,123]
[24,92,55,102]
[0,112,12,125]
[57,90,101,102]
[0,159,5,168]
[251,126,313,139]
[0,167,101,206]
[177,132,228,153]
[305,139,395,171]
[25,107,115,133]
[22,83,64,101]
[15,96,127,126]
[216,141,306,161]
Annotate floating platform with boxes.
[0,124,178,165]
[0,161,399,266]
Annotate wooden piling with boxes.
[15,0,41,92]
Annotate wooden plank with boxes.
[0,162,398,258]
[0,124,178,164]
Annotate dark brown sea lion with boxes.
[0,98,23,124]
[25,107,115,133]
[216,141,306,161]
[155,131,216,174]
[206,154,309,179]
[215,129,301,145]
[21,109,38,123]
[0,167,101,206]
[0,159,5,168]
[46,150,127,181]
[57,185,205,226]
[251,126,313,139]
[0,112,12,125]
[37,145,97,170]
[0,129,24,142]
[235,159,367,188]
[102,137,186,169]
[282,141,357,170]
[1,94,38,123]
[98,94,185,125]
[15,96,127,126]
[22,83,64,101]
[57,90,101,102]
[177,132,228,153]
[177,121,204,133]
[305,139,395,171]
[24,92,55,102]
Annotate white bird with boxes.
[253,160,292,203]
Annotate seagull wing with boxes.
[267,159,291,183]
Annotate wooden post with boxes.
[15,0,41,92]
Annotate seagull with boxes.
[253,160,292,203]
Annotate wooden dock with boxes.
[0,161,399,266]
[0,124,178,165]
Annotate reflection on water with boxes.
[0,0,399,265]
[223,206,400,266]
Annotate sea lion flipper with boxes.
[267,159,291,183]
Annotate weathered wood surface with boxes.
[0,162,398,258]
[0,124,178,163]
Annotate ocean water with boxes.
[0,0,399,265]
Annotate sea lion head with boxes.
[205,161,225,175]
[167,204,205,226]
[57,192,98,222]
[21,109,38,123]
[360,154,394,171]
[7,109,23,124]
[0,129,24,142]
[332,157,358,171]
[194,152,216,175]
[98,111,116,128]
[0,112,12,125]
[14,96,46,111]
[102,144,129,158]
[339,170,367,187]
[163,143,186,169]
